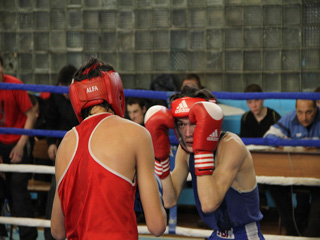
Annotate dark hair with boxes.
[182,74,202,89]
[73,57,114,82]
[150,74,177,91]
[81,100,113,120]
[169,85,216,105]
[126,97,146,109]
[57,64,77,86]
[244,84,262,93]
[314,86,320,93]
[0,55,3,67]
[28,93,38,106]
[295,99,317,109]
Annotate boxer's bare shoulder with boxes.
[55,129,77,178]
[97,115,151,142]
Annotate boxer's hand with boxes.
[189,102,223,176]
[145,106,174,179]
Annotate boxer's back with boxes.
[90,114,148,182]
[57,113,139,239]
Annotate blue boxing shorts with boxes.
[209,222,265,240]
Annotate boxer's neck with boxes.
[89,105,114,116]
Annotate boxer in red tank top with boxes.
[51,57,166,240]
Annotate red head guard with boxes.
[69,70,125,123]
[171,97,207,118]
[170,97,206,152]
[171,97,218,152]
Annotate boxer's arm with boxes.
[161,145,189,208]
[51,130,75,239]
[197,134,247,213]
[136,128,166,236]
[51,193,65,240]
[144,105,188,208]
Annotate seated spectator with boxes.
[240,84,281,137]
[181,74,202,89]
[126,97,147,126]
[264,99,320,237]
[264,99,319,140]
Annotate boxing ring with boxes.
[0,82,320,240]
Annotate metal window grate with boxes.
[170,51,187,71]
[0,1,319,92]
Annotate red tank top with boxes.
[58,113,138,240]
[0,75,33,144]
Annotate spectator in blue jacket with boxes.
[264,99,320,237]
[264,99,320,139]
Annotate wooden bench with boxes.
[27,179,51,192]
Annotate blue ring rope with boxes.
[1,82,320,100]
[1,83,320,147]
[0,127,66,138]
[0,128,319,147]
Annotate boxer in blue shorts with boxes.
[145,85,265,239]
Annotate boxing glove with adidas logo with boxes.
[145,105,175,179]
[189,102,223,176]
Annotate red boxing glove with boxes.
[145,106,175,179]
[189,102,223,176]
